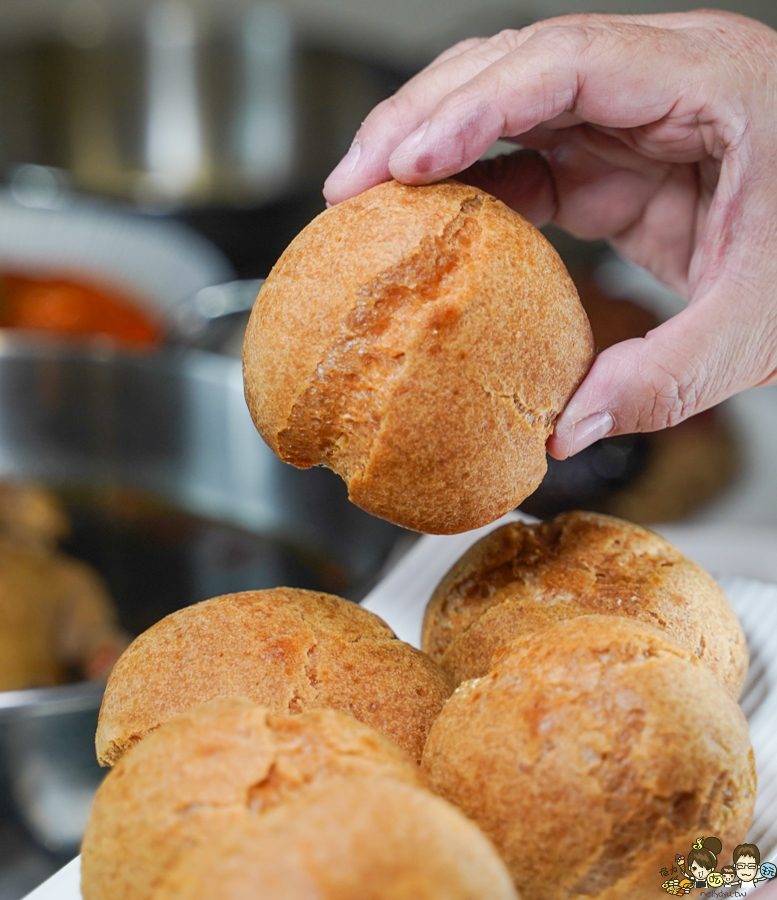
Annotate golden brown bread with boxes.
[422,511,747,698]
[243,179,594,534]
[0,536,123,691]
[96,588,453,765]
[82,698,422,900]
[421,616,756,900]
[0,481,69,546]
[152,773,518,900]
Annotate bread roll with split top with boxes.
[243,179,594,534]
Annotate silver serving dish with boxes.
[0,340,402,863]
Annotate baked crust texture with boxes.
[243,179,594,533]
[97,588,453,765]
[152,773,518,900]
[422,511,747,698]
[421,616,756,900]
[82,699,421,900]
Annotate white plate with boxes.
[23,513,777,899]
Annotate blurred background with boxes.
[0,1,775,897]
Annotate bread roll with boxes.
[0,536,122,691]
[82,699,421,900]
[421,616,756,900]
[243,179,594,534]
[97,588,453,765]
[153,773,518,900]
[422,511,747,698]
[0,481,69,546]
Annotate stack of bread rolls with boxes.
[81,516,756,900]
[420,512,755,900]
[82,590,516,899]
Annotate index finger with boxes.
[386,22,718,185]
[323,11,729,204]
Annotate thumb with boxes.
[547,298,739,459]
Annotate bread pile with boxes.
[243,179,594,534]
[83,588,516,899]
[420,513,755,900]
[81,516,756,900]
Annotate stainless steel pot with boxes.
[0,339,403,861]
[0,0,402,209]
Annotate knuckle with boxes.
[644,359,704,430]
[444,88,498,138]
[445,36,486,56]
[529,22,592,55]
[361,94,411,135]
[485,28,524,51]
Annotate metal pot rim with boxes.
[0,331,241,372]
[0,340,235,723]
[0,679,105,720]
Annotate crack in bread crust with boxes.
[277,195,486,478]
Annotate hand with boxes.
[324,11,777,457]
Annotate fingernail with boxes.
[393,121,429,159]
[567,412,615,456]
[328,139,361,183]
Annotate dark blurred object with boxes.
[59,485,353,636]
[0,0,405,210]
[174,190,324,278]
[521,434,649,519]
[576,270,659,353]
[522,265,740,522]
[602,408,740,524]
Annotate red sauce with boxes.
[0,273,163,348]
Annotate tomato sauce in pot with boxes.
[0,273,163,348]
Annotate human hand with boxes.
[324,11,777,458]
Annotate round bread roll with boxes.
[421,616,756,900]
[96,588,453,765]
[422,511,747,698]
[153,774,518,900]
[0,481,69,546]
[0,536,123,691]
[82,698,421,900]
[243,179,594,534]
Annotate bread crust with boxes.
[152,773,518,900]
[422,511,747,698]
[243,180,593,533]
[82,699,421,900]
[421,616,756,900]
[97,588,453,765]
